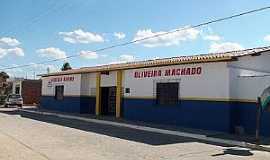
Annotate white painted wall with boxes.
[12,81,22,95]
[100,71,116,87]
[42,74,81,96]
[80,73,96,96]
[229,52,270,101]
[123,62,230,99]
[40,52,270,101]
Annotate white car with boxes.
[5,94,23,108]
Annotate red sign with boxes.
[134,67,202,78]
[50,76,75,83]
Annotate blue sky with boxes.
[1,0,270,78]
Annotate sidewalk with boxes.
[19,107,270,152]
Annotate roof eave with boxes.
[40,56,233,77]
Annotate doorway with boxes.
[101,86,116,116]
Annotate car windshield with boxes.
[8,95,21,99]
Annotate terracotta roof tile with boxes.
[41,46,270,77]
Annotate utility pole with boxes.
[47,67,50,74]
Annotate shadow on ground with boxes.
[212,148,254,157]
[0,108,247,147]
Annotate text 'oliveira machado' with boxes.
[134,66,202,78]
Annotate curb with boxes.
[19,109,270,152]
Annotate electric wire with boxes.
[1,6,270,71]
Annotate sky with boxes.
[1,0,270,78]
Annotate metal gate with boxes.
[101,86,116,115]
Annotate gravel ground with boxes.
[0,108,269,160]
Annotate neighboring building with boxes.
[40,46,270,136]
[11,79,42,105]
[0,72,10,95]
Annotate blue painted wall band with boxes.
[41,96,96,114]
[40,96,270,137]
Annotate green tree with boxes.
[61,62,72,71]
[0,72,9,79]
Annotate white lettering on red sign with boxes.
[134,67,202,78]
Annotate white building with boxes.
[40,46,270,136]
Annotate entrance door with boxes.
[101,87,116,115]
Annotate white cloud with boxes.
[203,35,221,41]
[29,62,58,73]
[79,50,98,59]
[7,47,24,56]
[0,47,24,58]
[133,26,199,47]
[37,47,67,59]
[45,64,58,73]
[100,54,108,58]
[264,35,270,43]
[0,37,20,47]
[110,54,136,64]
[114,32,126,39]
[59,29,104,44]
[6,63,59,78]
[5,64,24,78]
[0,37,24,58]
[0,48,8,58]
[119,54,135,62]
[201,27,222,42]
[209,42,244,53]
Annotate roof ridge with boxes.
[41,45,270,77]
[80,45,270,69]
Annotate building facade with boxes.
[40,47,270,136]
[12,79,42,105]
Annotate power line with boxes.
[1,6,270,71]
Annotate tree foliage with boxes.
[61,62,72,71]
[0,72,9,79]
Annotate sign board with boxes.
[47,76,75,87]
[134,66,202,79]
